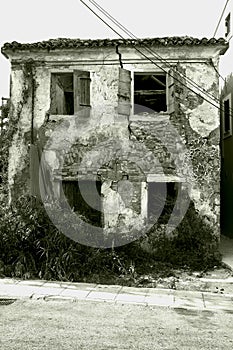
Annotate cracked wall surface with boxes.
[5,42,226,237]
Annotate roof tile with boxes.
[1,37,228,54]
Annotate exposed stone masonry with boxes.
[2,37,228,238]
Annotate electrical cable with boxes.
[209,58,226,83]
[80,0,230,115]
[88,0,221,104]
[213,0,230,37]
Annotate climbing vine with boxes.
[10,61,38,201]
[0,101,10,198]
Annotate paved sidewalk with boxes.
[0,278,233,312]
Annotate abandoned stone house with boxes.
[1,37,228,246]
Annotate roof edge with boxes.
[1,37,229,55]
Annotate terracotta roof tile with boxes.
[1,37,228,53]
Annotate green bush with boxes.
[0,195,221,282]
[0,195,133,281]
[146,202,221,270]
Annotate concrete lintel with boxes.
[147,174,186,183]
[129,113,170,122]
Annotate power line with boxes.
[80,0,125,39]
[213,0,230,37]
[88,0,220,104]
[80,0,220,110]
[87,0,226,107]
[80,0,230,115]
[209,58,226,83]
[88,0,233,117]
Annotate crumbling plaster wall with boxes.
[128,60,220,234]
[8,64,34,198]
[180,62,220,231]
[8,54,120,201]
[7,45,222,236]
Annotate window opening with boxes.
[50,73,74,115]
[50,71,91,116]
[62,180,102,227]
[148,182,179,225]
[134,73,167,114]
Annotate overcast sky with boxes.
[0,0,226,98]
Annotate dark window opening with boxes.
[134,73,167,114]
[148,182,179,225]
[62,180,103,227]
[225,13,231,37]
[50,73,74,115]
[224,99,230,133]
[64,91,74,115]
[50,71,91,116]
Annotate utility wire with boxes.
[213,0,230,37]
[209,58,226,83]
[80,0,228,113]
[88,0,221,104]
[89,0,233,116]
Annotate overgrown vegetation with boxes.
[0,101,10,197]
[0,192,221,283]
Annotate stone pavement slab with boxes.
[1,278,233,311]
[202,292,233,311]
[115,286,148,305]
[173,290,205,309]
[145,294,173,307]
[0,284,42,297]
[86,291,117,302]
[115,293,147,305]
[59,288,91,299]
[143,288,174,307]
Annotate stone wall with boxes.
[6,43,223,237]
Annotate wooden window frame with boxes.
[141,175,185,222]
[133,71,167,114]
[50,70,91,118]
[130,68,175,119]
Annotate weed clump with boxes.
[0,195,221,283]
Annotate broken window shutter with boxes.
[30,141,53,200]
[73,70,91,117]
[30,144,40,197]
[167,68,175,114]
[50,75,58,114]
[118,68,131,116]
[168,63,186,114]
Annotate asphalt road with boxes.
[0,299,233,349]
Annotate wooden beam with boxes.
[151,75,166,87]
[134,90,166,95]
